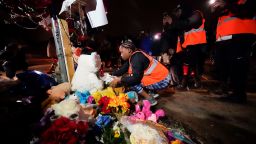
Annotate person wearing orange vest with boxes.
[160,3,208,90]
[210,0,256,103]
[178,10,207,89]
[166,7,207,90]
[110,40,170,106]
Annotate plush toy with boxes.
[130,100,165,123]
[41,82,71,111]
[71,52,103,94]
[126,91,139,103]
[51,96,96,121]
[80,104,97,119]
[67,90,91,105]
[64,93,98,120]
[51,99,81,119]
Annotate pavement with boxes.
[155,58,256,144]
[156,87,256,144]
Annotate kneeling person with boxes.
[110,40,170,106]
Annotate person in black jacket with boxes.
[161,3,206,89]
[110,40,171,106]
[210,0,256,103]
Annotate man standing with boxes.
[210,0,256,103]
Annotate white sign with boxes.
[86,0,108,28]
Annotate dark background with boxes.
[0,0,208,44]
[104,0,207,36]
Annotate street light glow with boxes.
[153,33,161,40]
[209,0,216,5]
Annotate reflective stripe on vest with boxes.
[128,51,169,86]
[144,59,158,75]
[128,51,156,76]
[182,19,207,48]
[216,15,256,41]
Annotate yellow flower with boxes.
[108,93,130,114]
[108,97,119,107]
[114,87,125,95]
[102,87,116,99]
[114,130,120,138]
[91,91,102,104]
[119,93,128,101]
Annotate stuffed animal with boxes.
[67,90,91,105]
[71,52,103,94]
[130,100,165,123]
[51,99,87,120]
[126,91,138,103]
[41,82,71,111]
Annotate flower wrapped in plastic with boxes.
[108,93,130,116]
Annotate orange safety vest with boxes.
[128,51,169,86]
[176,19,206,53]
[216,14,256,41]
[182,19,207,48]
[176,37,183,53]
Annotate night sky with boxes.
[104,0,207,36]
[0,0,208,44]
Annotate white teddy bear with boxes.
[71,52,103,93]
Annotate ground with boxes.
[155,58,256,144]
[1,56,256,144]
[157,88,256,144]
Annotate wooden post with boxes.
[59,19,75,82]
[51,18,75,83]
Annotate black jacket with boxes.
[161,10,204,53]
[112,52,150,87]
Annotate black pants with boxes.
[170,52,184,83]
[215,34,256,98]
[185,44,208,80]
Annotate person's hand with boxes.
[109,76,121,88]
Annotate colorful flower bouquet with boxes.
[108,93,130,119]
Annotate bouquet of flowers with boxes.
[108,93,130,119]
[40,116,88,144]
